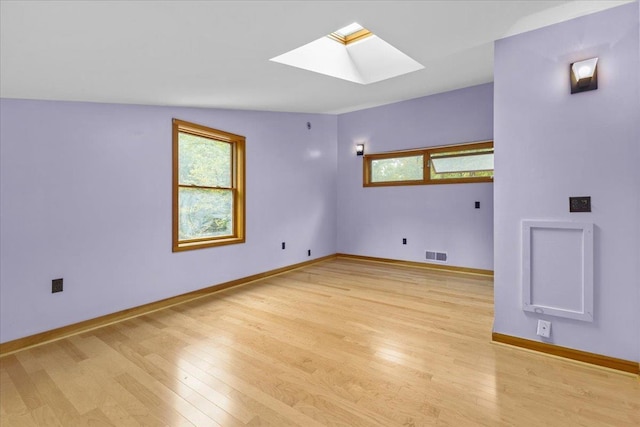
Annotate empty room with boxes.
[1,1,639,426]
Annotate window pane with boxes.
[178,187,233,240]
[371,155,423,182]
[430,149,493,180]
[178,132,231,188]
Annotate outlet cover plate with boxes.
[536,320,551,338]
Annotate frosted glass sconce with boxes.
[356,144,365,156]
[570,57,598,94]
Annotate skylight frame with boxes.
[328,27,373,45]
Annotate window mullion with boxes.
[424,150,431,183]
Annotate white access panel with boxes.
[522,221,594,322]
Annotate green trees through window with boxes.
[172,119,245,251]
[429,146,493,181]
[371,155,424,183]
[364,141,493,187]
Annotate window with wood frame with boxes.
[363,141,493,187]
[172,119,245,251]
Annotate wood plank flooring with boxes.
[1,258,638,426]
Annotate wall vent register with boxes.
[426,251,448,262]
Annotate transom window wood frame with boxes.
[363,140,494,187]
[172,119,245,252]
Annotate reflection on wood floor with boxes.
[1,258,638,426]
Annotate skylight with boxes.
[334,22,363,37]
[328,22,373,45]
[270,22,423,85]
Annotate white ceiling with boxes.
[0,1,632,114]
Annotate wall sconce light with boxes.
[356,143,365,156]
[570,57,598,94]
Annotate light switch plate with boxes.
[570,196,591,212]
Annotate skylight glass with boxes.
[334,22,364,37]
[328,22,372,45]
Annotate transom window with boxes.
[172,119,245,251]
[363,141,493,187]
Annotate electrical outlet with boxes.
[52,278,63,293]
[402,238,407,245]
[282,242,285,250]
[475,201,480,209]
[308,249,311,256]
[536,320,551,338]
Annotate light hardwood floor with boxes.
[1,258,638,426]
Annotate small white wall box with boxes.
[522,221,594,322]
[536,320,551,338]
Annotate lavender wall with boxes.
[494,2,640,361]
[0,99,337,343]
[336,84,494,270]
